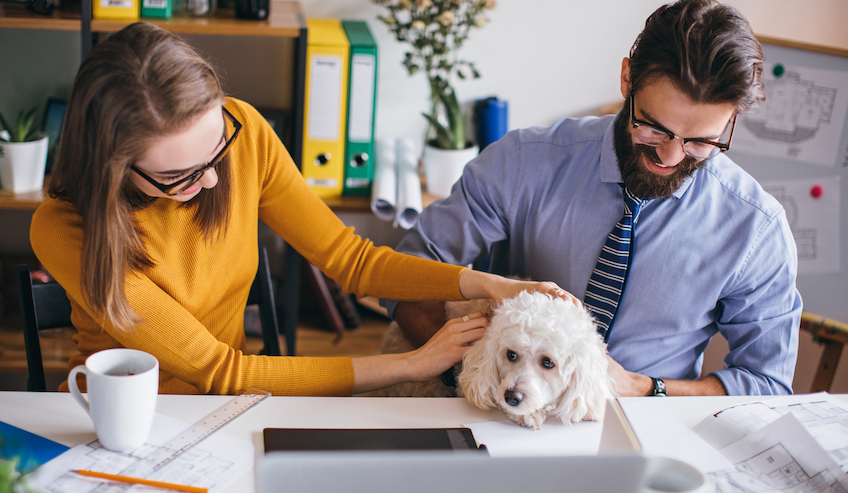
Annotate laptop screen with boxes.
[258,451,651,493]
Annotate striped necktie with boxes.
[584,187,647,342]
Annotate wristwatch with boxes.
[650,377,667,397]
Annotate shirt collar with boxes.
[599,114,697,200]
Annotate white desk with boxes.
[1,392,844,492]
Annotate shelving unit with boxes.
[0,1,81,31]
[0,0,307,165]
[0,0,312,346]
[91,5,302,36]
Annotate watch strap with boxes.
[650,377,667,397]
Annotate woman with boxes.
[31,22,575,396]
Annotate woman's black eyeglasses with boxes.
[629,97,736,160]
[131,107,242,196]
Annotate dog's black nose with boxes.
[504,390,524,407]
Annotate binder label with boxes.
[101,0,134,7]
[306,178,339,188]
[307,55,344,141]
[345,177,370,189]
[348,54,376,143]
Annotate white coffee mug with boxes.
[641,456,713,493]
[68,348,159,453]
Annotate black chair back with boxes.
[17,265,72,392]
[248,245,284,356]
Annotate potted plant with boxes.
[0,107,49,194]
[374,0,494,197]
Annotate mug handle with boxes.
[67,365,91,416]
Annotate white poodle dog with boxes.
[379,291,614,429]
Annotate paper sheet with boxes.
[370,138,397,221]
[761,176,840,274]
[732,62,848,168]
[30,413,254,493]
[394,138,423,230]
[709,413,848,492]
[619,399,733,473]
[693,392,848,472]
[464,419,603,457]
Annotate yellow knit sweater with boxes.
[31,98,466,396]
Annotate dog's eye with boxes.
[506,350,517,362]
[541,357,555,369]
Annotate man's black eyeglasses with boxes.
[131,107,242,196]
[629,97,736,160]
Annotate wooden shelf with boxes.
[0,183,442,213]
[0,1,82,31]
[0,186,45,210]
[91,0,303,37]
[323,188,441,213]
[0,1,303,36]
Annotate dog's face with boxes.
[456,291,613,429]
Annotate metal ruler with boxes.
[128,388,271,475]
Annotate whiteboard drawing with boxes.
[731,62,848,167]
[760,177,840,275]
[764,185,818,262]
[743,72,836,145]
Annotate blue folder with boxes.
[0,421,69,472]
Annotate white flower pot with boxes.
[422,143,479,198]
[0,133,49,193]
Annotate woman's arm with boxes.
[457,269,582,306]
[351,312,487,393]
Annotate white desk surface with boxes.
[1,392,845,492]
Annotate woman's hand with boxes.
[406,312,488,382]
[351,312,488,393]
[458,270,581,307]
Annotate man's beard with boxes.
[612,106,706,199]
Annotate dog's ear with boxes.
[550,345,614,424]
[456,334,500,410]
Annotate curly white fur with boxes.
[380,291,614,430]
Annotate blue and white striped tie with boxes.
[584,187,647,342]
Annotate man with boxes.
[382,0,801,396]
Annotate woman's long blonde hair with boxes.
[49,22,231,331]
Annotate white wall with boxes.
[299,0,848,144]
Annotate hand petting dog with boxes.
[379,290,613,429]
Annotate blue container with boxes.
[474,97,509,150]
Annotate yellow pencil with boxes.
[74,469,208,493]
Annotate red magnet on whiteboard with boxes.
[810,184,823,198]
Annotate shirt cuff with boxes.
[379,298,400,320]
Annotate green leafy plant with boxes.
[0,108,40,143]
[0,457,39,493]
[373,0,494,150]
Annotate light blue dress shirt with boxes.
[383,114,801,395]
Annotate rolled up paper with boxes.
[394,138,423,230]
[370,138,397,221]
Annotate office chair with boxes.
[248,245,285,356]
[18,244,290,391]
[17,265,73,392]
[800,311,848,393]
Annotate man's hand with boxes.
[607,355,728,396]
[607,356,653,396]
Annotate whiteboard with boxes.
[726,37,848,323]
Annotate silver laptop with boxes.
[257,451,699,493]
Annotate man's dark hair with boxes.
[628,0,764,113]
